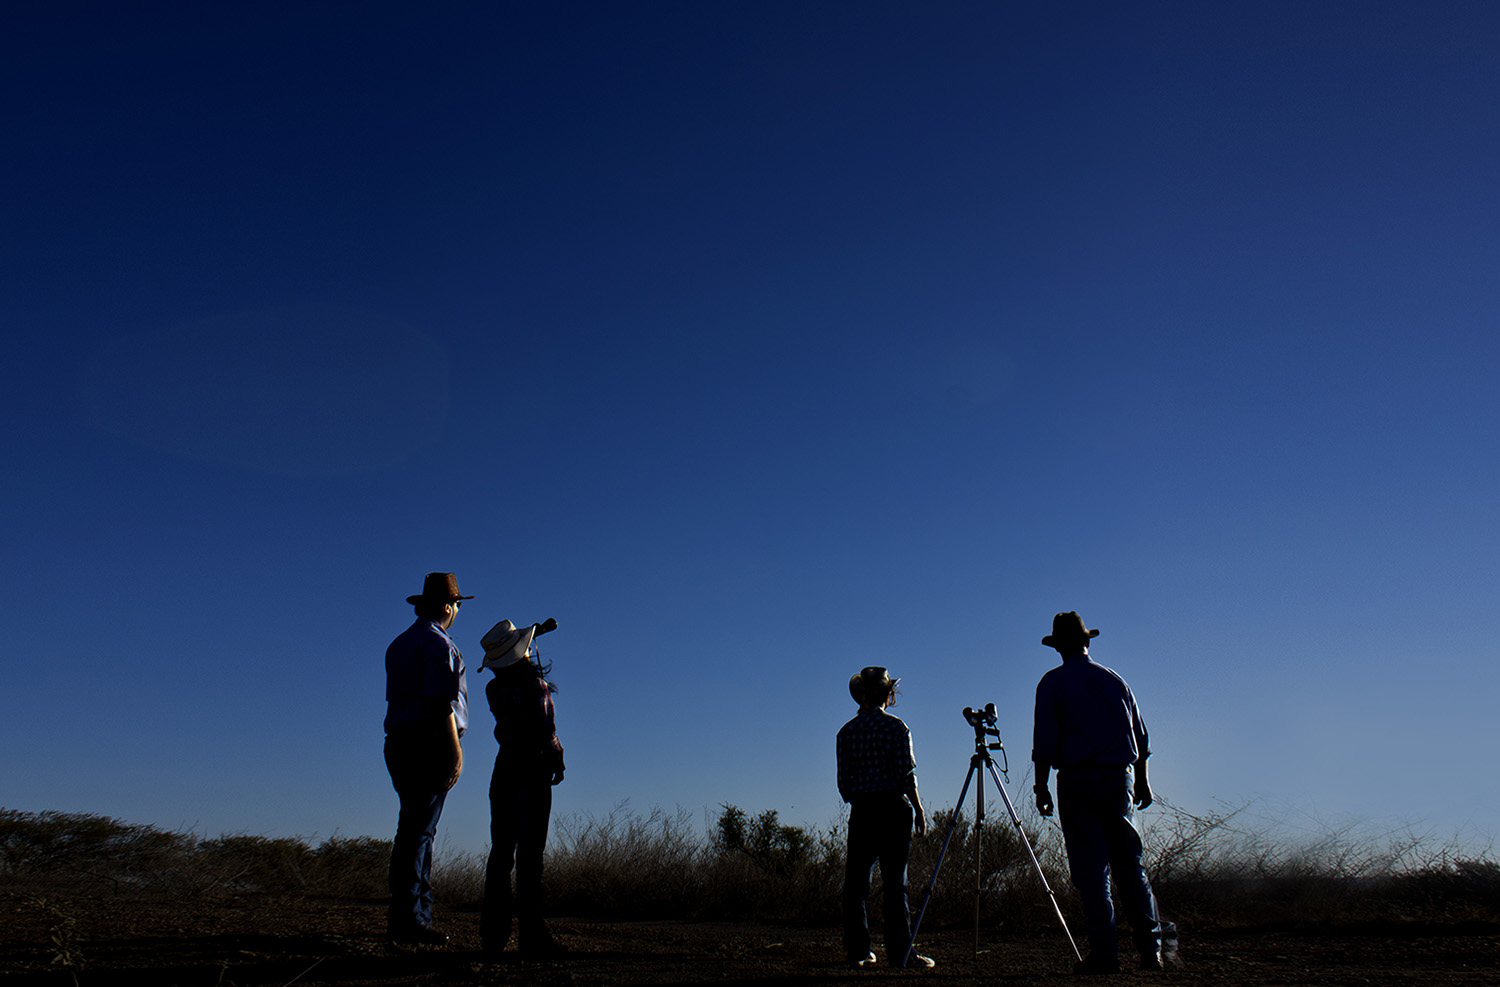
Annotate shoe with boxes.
[388,922,449,946]
[1073,953,1121,975]
[898,952,936,969]
[849,951,878,968]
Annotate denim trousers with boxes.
[1056,765,1160,959]
[842,793,914,961]
[385,729,450,929]
[480,761,554,949]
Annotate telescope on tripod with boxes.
[904,703,1082,966]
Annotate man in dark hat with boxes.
[383,572,473,945]
[836,666,933,970]
[1032,611,1162,974]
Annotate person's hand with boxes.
[1133,778,1153,810]
[443,752,463,792]
[1034,785,1054,817]
[537,617,558,634]
[914,810,928,838]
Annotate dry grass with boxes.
[3,801,1495,932]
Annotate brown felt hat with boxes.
[405,571,475,606]
[1042,610,1099,648]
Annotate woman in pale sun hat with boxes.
[477,615,566,959]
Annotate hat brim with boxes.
[1042,628,1099,647]
[407,593,476,604]
[850,669,899,704]
[481,624,537,671]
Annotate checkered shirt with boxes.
[836,707,916,801]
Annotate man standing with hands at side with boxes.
[836,666,934,970]
[384,572,471,945]
[1032,611,1163,974]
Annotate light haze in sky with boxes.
[4,2,1497,858]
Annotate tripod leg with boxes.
[974,763,984,955]
[985,760,1083,963]
[902,762,977,967]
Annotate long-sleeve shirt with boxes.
[1032,652,1150,770]
[486,662,564,774]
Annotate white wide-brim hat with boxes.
[480,619,537,671]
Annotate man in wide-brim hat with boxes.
[1031,611,1163,974]
[383,572,474,945]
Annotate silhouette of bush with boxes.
[311,835,389,897]
[3,803,1495,932]
[0,810,384,897]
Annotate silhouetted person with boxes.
[836,666,934,970]
[1031,611,1162,974]
[478,617,566,959]
[384,572,472,945]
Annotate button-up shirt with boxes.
[1032,652,1149,769]
[486,661,565,772]
[384,618,468,735]
[836,707,917,801]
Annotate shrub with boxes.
[2,802,1495,931]
[312,836,390,897]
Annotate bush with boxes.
[3,802,1495,931]
[0,809,386,898]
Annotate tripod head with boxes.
[961,703,1004,756]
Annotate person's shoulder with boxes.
[1088,658,1130,686]
[387,618,426,649]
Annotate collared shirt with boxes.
[384,618,468,735]
[486,660,565,771]
[1032,652,1149,769]
[836,707,917,802]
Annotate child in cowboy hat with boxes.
[836,666,934,969]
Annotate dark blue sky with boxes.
[5,2,1498,854]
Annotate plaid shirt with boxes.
[836,707,917,801]
[485,662,565,773]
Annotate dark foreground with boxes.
[3,891,1497,986]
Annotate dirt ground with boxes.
[3,891,1497,987]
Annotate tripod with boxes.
[904,703,1081,966]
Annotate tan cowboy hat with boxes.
[405,572,474,606]
[849,666,899,704]
[480,619,537,671]
[1042,610,1099,648]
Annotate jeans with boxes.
[842,793,914,962]
[1057,765,1160,959]
[385,728,450,929]
[480,760,554,949]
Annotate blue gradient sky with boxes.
[5,2,1497,856]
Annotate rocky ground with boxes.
[3,891,1497,986]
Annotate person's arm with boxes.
[1132,754,1152,809]
[423,696,463,791]
[1033,677,1057,816]
[1033,761,1054,817]
[1127,682,1152,809]
[903,774,927,836]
